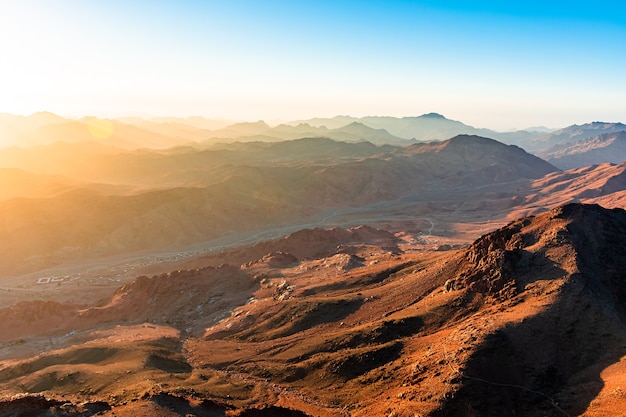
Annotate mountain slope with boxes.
[1,204,626,416]
[0,136,559,276]
[191,203,626,417]
[204,121,410,145]
[540,131,626,169]
[0,168,80,199]
[360,113,496,140]
[397,134,558,185]
[327,122,410,145]
[433,203,626,416]
[507,162,626,219]
[530,121,626,151]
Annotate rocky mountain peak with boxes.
[449,203,626,303]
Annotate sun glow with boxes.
[0,2,624,130]
[86,118,114,140]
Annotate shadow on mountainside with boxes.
[433,283,626,416]
[433,204,626,416]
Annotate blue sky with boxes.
[1,0,625,129]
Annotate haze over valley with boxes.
[4,111,625,283]
[2,0,626,415]
[2,110,626,415]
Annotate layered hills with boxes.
[540,131,626,169]
[2,112,626,416]
[0,135,558,276]
[4,112,626,169]
[291,113,498,141]
[0,112,534,148]
[532,121,626,150]
[1,129,625,282]
[1,204,626,416]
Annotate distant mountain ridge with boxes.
[205,120,410,146]
[2,112,626,152]
[395,134,557,185]
[530,121,626,150]
[292,112,499,141]
[540,131,626,169]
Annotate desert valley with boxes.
[0,112,626,416]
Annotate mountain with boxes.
[290,115,360,129]
[293,116,626,151]
[96,117,234,143]
[328,122,411,145]
[200,120,410,146]
[497,162,626,220]
[529,121,626,151]
[260,122,331,140]
[126,120,215,142]
[0,264,253,342]
[207,120,272,139]
[2,204,626,416]
[540,131,626,169]
[237,137,389,164]
[0,141,128,183]
[0,118,191,149]
[0,112,68,131]
[396,134,557,185]
[432,203,626,416]
[0,113,71,147]
[360,113,497,140]
[295,113,499,141]
[521,125,556,133]
[5,113,626,155]
[4,110,626,416]
[0,135,558,276]
[0,168,80,199]
[8,133,626,282]
[0,138,389,186]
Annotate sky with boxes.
[1,0,625,130]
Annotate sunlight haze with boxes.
[1,0,625,130]
[4,3,626,415]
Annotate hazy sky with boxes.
[1,0,625,130]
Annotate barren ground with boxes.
[2,204,626,416]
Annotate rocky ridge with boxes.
[1,204,626,416]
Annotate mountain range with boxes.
[2,112,626,416]
[2,111,626,158]
[0,111,533,148]
[2,125,626,278]
[0,134,558,276]
[539,131,626,169]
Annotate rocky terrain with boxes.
[2,113,626,416]
[540,131,626,169]
[0,203,626,416]
[530,122,626,151]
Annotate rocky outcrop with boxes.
[0,394,311,417]
[80,264,256,335]
[446,217,533,298]
[0,265,257,341]
[0,395,109,416]
[448,203,626,303]
[435,203,626,416]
